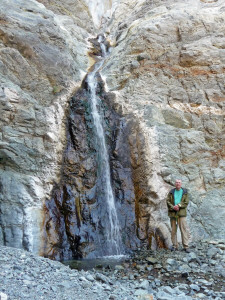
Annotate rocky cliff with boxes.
[103,0,225,242]
[0,0,92,253]
[0,0,224,258]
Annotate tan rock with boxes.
[0,0,225,255]
[0,0,93,253]
[102,0,225,242]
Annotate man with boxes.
[167,179,190,252]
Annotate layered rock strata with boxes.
[102,0,225,241]
[0,0,91,253]
[0,0,224,257]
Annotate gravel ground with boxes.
[0,239,224,300]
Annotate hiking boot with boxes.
[169,246,177,251]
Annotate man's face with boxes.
[175,180,182,190]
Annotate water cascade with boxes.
[87,36,123,255]
[42,35,140,260]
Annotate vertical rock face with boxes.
[83,0,117,28]
[102,0,225,241]
[0,0,91,253]
[42,71,140,260]
[0,0,224,258]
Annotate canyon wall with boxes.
[103,0,225,241]
[0,0,92,253]
[0,0,224,257]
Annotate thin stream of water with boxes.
[87,36,123,255]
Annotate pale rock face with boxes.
[0,0,93,253]
[84,0,118,28]
[102,0,225,240]
[0,0,224,256]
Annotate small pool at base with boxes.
[62,255,128,271]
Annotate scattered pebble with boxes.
[0,239,224,299]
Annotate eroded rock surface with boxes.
[42,68,140,260]
[0,0,224,257]
[102,0,225,241]
[0,0,91,253]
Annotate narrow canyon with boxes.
[0,0,224,259]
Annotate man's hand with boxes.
[173,205,180,211]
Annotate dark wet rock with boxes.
[42,62,140,260]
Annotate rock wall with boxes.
[0,0,92,253]
[102,0,225,241]
[0,0,224,257]
[41,71,140,260]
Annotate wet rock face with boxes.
[42,76,140,260]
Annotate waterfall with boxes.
[87,36,123,255]
[43,34,140,260]
[98,35,107,57]
[84,0,119,28]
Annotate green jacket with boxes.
[167,188,189,218]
